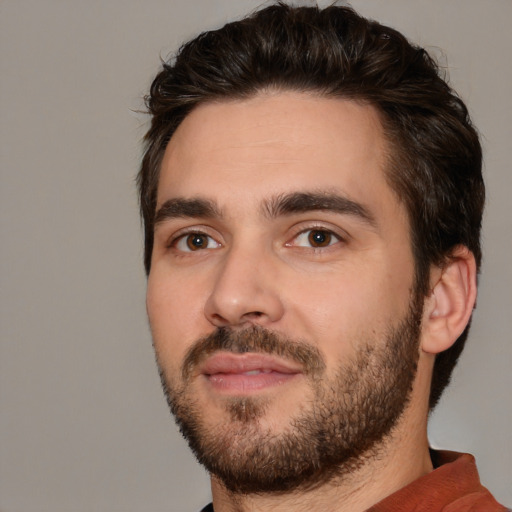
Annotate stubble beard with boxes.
[155,298,423,495]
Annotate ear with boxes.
[421,246,477,354]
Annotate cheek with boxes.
[146,269,211,367]
[284,258,414,358]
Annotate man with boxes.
[138,3,508,511]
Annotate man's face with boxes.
[147,92,421,492]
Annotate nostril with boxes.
[207,310,266,328]
[211,313,228,325]
[244,311,264,319]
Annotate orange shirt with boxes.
[368,450,509,512]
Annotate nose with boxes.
[204,244,285,328]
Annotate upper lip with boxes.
[199,352,303,376]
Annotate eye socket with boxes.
[292,229,341,248]
[174,233,220,252]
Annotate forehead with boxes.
[157,92,396,217]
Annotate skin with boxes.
[146,91,476,511]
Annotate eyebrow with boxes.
[154,198,221,225]
[263,191,376,227]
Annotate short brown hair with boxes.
[138,2,484,408]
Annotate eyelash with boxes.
[168,230,220,252]
[287,226,345,250]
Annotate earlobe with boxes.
[421,246,477,354]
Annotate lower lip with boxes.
[205,371,298,393]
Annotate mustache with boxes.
[181,325,326,381]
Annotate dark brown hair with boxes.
[138,2,484,409]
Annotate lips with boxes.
[199,352,302,393]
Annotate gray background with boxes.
[1,1,511,510]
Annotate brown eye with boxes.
[290,228,341,249]
[307,230,332,247]
[174,232,220,252]
[186,234,209,251]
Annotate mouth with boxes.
[199,352,303,394]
